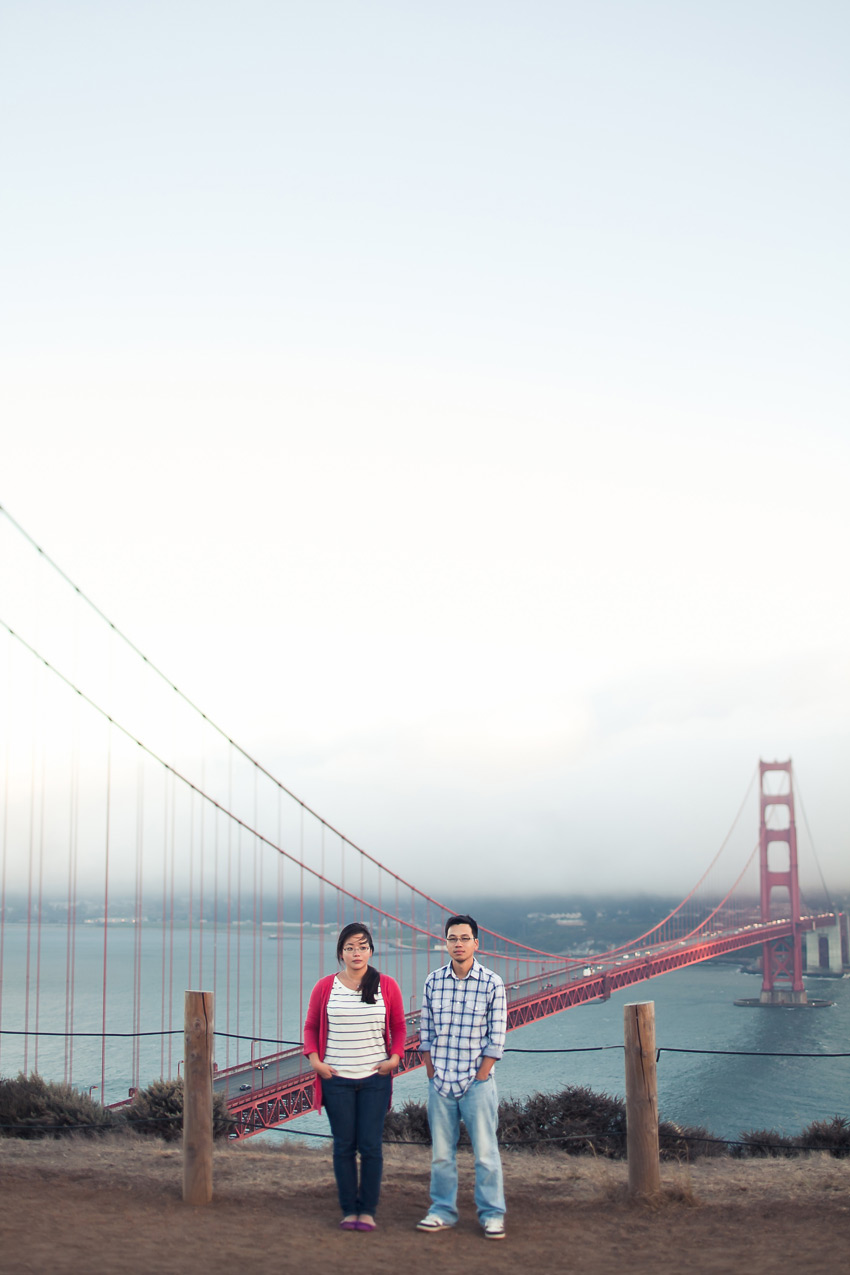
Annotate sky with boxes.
[1,1,848,901]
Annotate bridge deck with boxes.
[223,914,836,1138]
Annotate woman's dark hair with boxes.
[336,923,380,1004]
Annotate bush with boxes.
[386,1085,631,1156]
[125,1077,234,1142]
[384,1097,432,1145]
[658,1122,729,1160]
[501,1085,628,1156]
[0,1072,118,1139]
[384,1088,762,1161]
[799,1116,850,1158]
[732,1128,801,1158]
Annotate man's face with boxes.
[446,926,478,962]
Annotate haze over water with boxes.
[292,962,849,1146]
[4,924,844,1146]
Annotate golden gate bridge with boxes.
[0,506,844,1138]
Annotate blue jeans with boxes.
[427,1076,505,1224]
[321,1073,391,1215]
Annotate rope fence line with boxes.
[266,1126,850,1154]
[2,1028,848,1059]
[0,1116,845,1156]
[2,1003,847,1158]
[656,1045,850,1059]
[502,1045,623,1054]
[0,1030,303,1044]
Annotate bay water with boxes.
[1,924,846,1144]
[289,959,849,1147]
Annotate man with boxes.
[416,913,507,1241]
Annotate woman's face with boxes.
[340,931,372,979]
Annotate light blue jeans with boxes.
[427,1075,506,1224]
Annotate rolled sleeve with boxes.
[419,980,434,1053]
[482,979,507,1058]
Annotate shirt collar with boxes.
[447,958,481,982]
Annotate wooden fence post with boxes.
[183,990,214,1205]
[623,1000,661,1199]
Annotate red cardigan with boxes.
[303,972,408,1111]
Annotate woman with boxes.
[304,922,407,1231]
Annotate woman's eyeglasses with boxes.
[342,944,371,954]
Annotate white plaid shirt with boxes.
[419,959,507,1098]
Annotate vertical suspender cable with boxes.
[100,720,113,1101]
[277,788,283,1050]
[160,769,168,1077]
[225,755,233,1071]
[298,809,304,1039]
[167,771,176,1078]
[252,770,259,1049]
[410,886,417,1010]
[319,826,325,978]
[0,638,10,1075]
[23,660,37,1075]
[65,617,80,1085]
[252,826,258,1048]
[212,797,219,1047]
[33,738,46,1074]
[235,825,242,1060]
[258,791,263,1050]
[426,900,431,979]
[64,704,80,1084]
[394,879,400,986]
[133,756,144,1088]
[198,762,205,993]
[188,783,195,994]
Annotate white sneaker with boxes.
[417,1214,454,1232]
[483,1217,506,1240]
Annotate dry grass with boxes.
[1,1132,848,1274]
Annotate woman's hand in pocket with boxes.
[373,1054,399,1075]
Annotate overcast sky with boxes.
[1,2,848,901]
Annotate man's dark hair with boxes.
[444,914,478,939]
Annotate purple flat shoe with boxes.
[339,1219,358,1230]
[355,1220,377,1231]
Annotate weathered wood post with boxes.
[183,990,214,1205]
[623,1000,661,1200]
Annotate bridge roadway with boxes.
[221,912,837,1138]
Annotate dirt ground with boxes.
[1,1135,848,1274]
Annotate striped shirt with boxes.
[322,977,388,1077]
[419,960,507,1098]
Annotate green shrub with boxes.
[658,1121,728,1160]
[386,1085,631,1156]
[125,1077,234,1141]
[502,1085,628,1156]
[0,1072,118,1139]
[383,1097,432,1145]
[799,1115,850,1158]
[732,1128,800,1158]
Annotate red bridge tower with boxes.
[758,759,807,1005]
